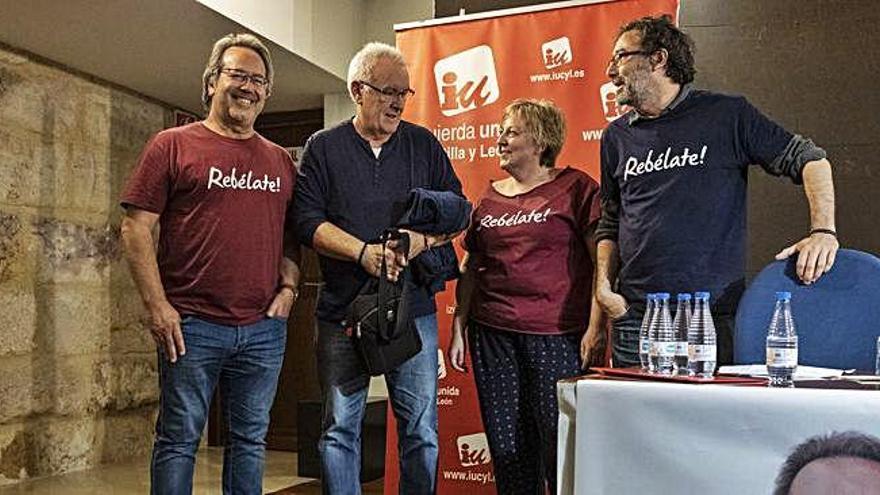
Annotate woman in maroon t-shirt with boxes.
[448,99,604,494]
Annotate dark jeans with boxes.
[151,315,287,495]
[611,307,734,368]
[469,322,582,495]
[316,314,439,495]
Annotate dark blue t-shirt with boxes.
[293,119,463,323]
[598,89,795,311]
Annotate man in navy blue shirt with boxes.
[293,42,463,494]
[588,16,838,368]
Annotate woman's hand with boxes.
[580,325,606,370]
[448,318,468,372]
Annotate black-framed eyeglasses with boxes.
[219,68,270,89]
[608,50,649,67]
[358,80,415,100]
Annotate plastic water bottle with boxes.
[672,293,692,375]
[639,294,656,371]
[647,294,658,373]
[651,293,676,375]
[687,292,717,378]
[766,291,798,388]
[875,336,880,376]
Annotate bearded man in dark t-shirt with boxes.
[590,16,839,368]
[120,34,299,495]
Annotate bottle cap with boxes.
[677,293,692,301]
[656,292,670,299]
[775,291,792,301]
[694,291,711,300]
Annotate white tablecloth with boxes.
[557,378,880,495]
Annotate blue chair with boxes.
[734,249,880,371]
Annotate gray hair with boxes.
[346,42,407,102]
[201,33,274,111]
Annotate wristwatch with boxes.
[279,283,299,299]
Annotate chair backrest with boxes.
[734,249,880,371]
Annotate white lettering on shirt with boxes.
[206,166,281,192]
[623,145,708,181]
[478,208,552,230]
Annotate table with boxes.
[557,376,880,495]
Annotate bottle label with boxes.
[675,341,688,356]
[640,338,650,354]
[688,344,717,361]
[766,347,798,367]
[652,341,676,357]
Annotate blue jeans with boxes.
[151,315,287,495]
[610,309,643,368]
[317,314,439,495]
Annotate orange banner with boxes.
[388,1,679,493]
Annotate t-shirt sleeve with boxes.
[292,135,329,247]
[462,193,486,253]
[594,130,621,243]
[120,133,172,214]
[735,97,793,171]
[575,173,602,235]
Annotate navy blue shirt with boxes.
[597,89,810,312]
[294,119,463,323]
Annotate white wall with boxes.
[196,0,296,48]
[197,0,368,80]
[308,0,366,78]
[197,0,434,88]
[365,0,434,45]
[323,92,354,128]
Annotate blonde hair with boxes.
[503,99,566,167]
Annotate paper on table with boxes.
[718,364,851,379]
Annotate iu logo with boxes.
[434,45,500,117]
[541,36,572,69]
[600,81,627,122]
[457,433,492,467]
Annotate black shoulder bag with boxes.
[345,230,422,376]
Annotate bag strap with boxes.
[377,229,409,341]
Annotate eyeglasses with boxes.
[358,81,415,101]
[608,50,649,67]
[219,68,270,90]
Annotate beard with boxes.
[219,99,263,135]
[615,63,654,108]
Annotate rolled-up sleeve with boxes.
[764,135,827,185]
[736,97,826,185]
[292,136,329,247]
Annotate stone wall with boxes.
[0,44,169,484]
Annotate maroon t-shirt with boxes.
[464,167,601,334]
[121,122,294,326]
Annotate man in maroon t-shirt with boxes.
[120,34,299,495]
